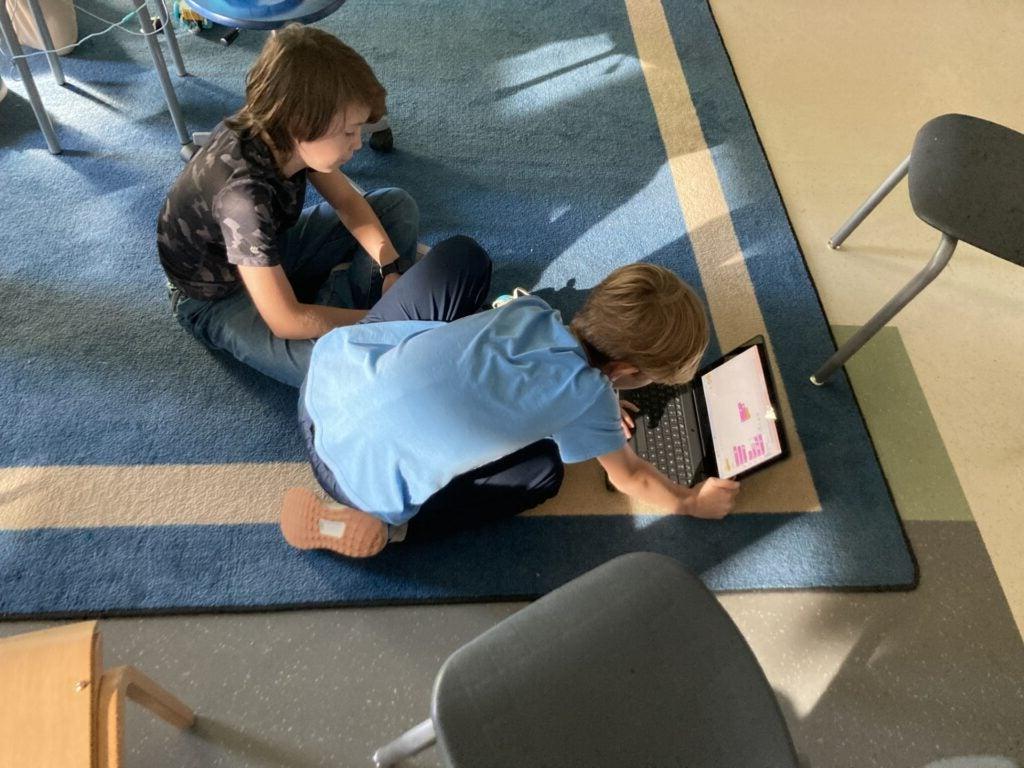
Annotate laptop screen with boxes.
[699,345,784,480]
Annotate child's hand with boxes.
[619,399,639,439]
[382,272,400,295]
[690,477,740,519]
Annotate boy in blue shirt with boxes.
[281,239,740,557]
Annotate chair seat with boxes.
[909,114,1024,265]
[431,553,798,768]
[182,0,347,29]
[0,621,99,768]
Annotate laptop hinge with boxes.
[690,387,710,458]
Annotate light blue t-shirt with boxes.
[303,296,625,525]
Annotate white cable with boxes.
[0,1,164,62]
[75,4,160,35]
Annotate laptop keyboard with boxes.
[629,384,696,486]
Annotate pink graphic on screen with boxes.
[701,346,782,479]
[732,434,766,466]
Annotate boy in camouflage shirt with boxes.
[159,25,437,387]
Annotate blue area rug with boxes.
[0,0,917,618]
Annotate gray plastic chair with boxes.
[372,552,799,768]
[811,113,1024,384]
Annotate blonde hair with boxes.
[225,24,386,154]
[570,264,709,385]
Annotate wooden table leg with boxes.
[97,666,195,768]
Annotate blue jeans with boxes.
[170,188,419,387]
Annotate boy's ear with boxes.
[604,361,641,384]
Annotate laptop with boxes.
[607,336,789,489]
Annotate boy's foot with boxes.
[280,488,387,558]
[491,287,531,309]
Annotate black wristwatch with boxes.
[379,260,402,279]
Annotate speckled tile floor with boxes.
[2,520,1021,767]
[709,0,1024,630]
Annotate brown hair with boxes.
[570,264,709,385]
[225,24,386,154]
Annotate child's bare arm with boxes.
[238,264,366,340]
[310,170,401,291]
[597,445,739,519]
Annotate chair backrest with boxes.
[430,552,798,768]
[909,114,1024,265]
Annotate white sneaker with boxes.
[492,287,531,309]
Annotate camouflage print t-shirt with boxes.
[157,124,307,301]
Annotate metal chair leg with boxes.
[134,1,192,149]
[151,0,187,77]
[0,0,60,152]
[23,0,65,84]
[372,719,436,767]
[811,232,957,385]
[828,154,911,249]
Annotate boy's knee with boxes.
[540,461,565,500]
[368,188,419,228]
[530,441,565,501]
[432,235,492,278]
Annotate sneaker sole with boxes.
[280,488,387,558]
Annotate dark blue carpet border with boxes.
[1,512,912,618]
